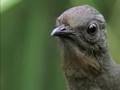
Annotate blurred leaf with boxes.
[0,0,21,13]
[92,0,117,21]
[71,0,94,6]
[107,0,120,63]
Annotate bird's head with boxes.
[51,5,107,59]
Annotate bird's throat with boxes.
[61,42,102,79]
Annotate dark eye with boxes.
[87,23,97,35]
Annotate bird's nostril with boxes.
[61,28,66,31]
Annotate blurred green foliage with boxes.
[1,0,120,90]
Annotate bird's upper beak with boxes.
[51,25,73,37]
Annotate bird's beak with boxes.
[51,25,73,37]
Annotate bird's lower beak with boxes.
[51,25,73,37]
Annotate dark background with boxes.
[1,0,120,90]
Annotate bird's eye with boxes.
[87,23,97,35]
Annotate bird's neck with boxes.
[61,43,115,90]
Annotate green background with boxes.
[1,0,120,90]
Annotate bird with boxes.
[51,5,120,90]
